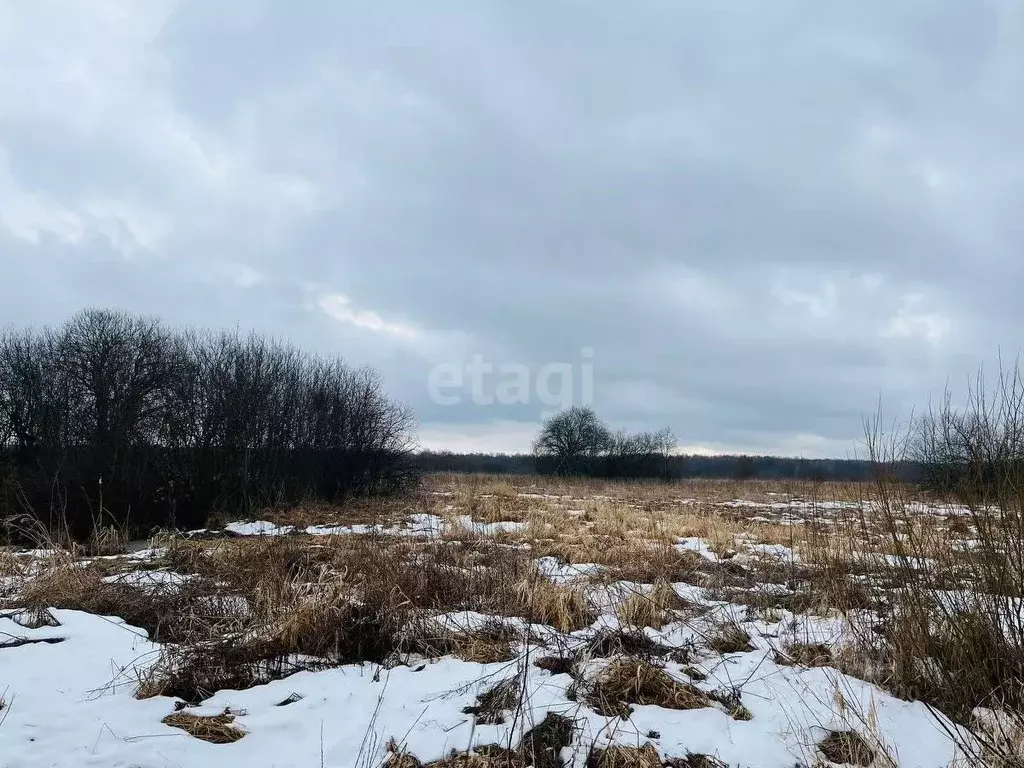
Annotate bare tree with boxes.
[534,408,679,478]
[533,406,612,475]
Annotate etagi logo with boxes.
[427,348,594,410]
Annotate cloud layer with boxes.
[3,1,1022,456]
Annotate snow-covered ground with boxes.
[0,489,996,767]
[0,597,967,768]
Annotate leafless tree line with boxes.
[0,309,418,539]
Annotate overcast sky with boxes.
[2,2,1022,457]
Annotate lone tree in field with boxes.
[533,406,612,476]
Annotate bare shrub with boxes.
[854,363,1024,765]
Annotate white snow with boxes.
[0,608,971,767]
[455,516,528,535]
[535,556,605,584]
[676,537,720,562]
[224,520,295,536]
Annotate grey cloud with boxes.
[2,1,1023,456]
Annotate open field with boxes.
[1,473,1021,767]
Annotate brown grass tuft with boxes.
[519,712,576,768]
[515,573,595,633]
[386,711,574,768]
[584,659,711,718]
[161,711,245,744]
[817,730,874,766]
[706,623,754,655]
[586,744,661,768]
[462,677,520,725]
[534,656,574,676]
[664,756,728,768]
[84,525,129,557]
[774,641,833,668]
[616,580,692,630]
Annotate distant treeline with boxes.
[0,309,417,539]
[415,449,915,482]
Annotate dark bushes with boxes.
[0,309,418,539]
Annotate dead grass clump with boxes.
[616,580,693,630]
[706,623,754,655]
[451,631,517,664]
[606,548,703,584]
[161,537,218,575]
[401,621,518,664]
[385,739,426,768]
[788,576,873,615]
[873,607,1024,723]
[161,711,245,744]
[6,606,61,629]
[84,525,129,557]
[463,678,520,724]
[519,712,576,768]
[535,656,574,675]
[584,659,711,718]
[577,629,683,663]
[817,730,874,766]
[707,687,753,721]
[515,574,596,633]
[664,755,727,768]
[774,641,833,668]
[356,537,532,618]
[256,564,399,664]
[423,751,517,768]
[386,712,574,768]
[22,564,200,643]
[690,560,752,591]
[586,744,661,768]
[212,537,334,585]
[615,594,667,630]
[136,638,324,704]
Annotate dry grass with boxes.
[514,571,596,633]
[664,756,728,768]
[817,730,874,766]
[386,711,574,768]
[774,641,833,668]
[583,659,711,718]
[20,561,211,644]
[161,711,245,744]
[616,580,693,630]
[706,623,754,655]
[402,620,519,664]
[16,469,1024,764]
[84,524,129,557]
[586,744,661,768]
[462,677,520,724]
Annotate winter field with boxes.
[1,473,1022,768]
